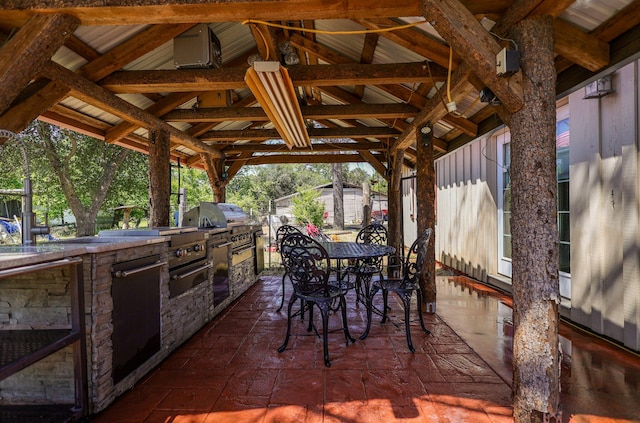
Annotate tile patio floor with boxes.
[90,271,640,423]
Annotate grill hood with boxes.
[183,202,249,229]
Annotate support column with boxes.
[148,129,171,228]
[387,149,404,277]
[201,154,227,202]
[362,182,371,227]
[416,125,436,312]
[510,15,561,422]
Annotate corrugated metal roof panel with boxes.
[315,20,366,63]
[561,0,634,31]
[74,25,149,54]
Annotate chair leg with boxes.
[360,284,379,340]
[278,293,297,353]
[276,274,286,312]
[339,295,356,344]
[381,289,389,323]
[307,303,314,332]
[398,291,415,352]
[415,288,431,334]
[316,301,332,367]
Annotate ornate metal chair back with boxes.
[356,223,388,246]
[280,233,331,296]
[276,224,302,252]
[403,228,433,284]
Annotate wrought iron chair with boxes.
[278,232,355,367]
[275,224,303,311]
[351,223,388,306]
[361,228,433,352]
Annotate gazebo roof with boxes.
[1,0,638,178]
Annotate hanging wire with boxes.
[242,19,429,35]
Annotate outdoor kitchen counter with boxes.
[0,236,166,271]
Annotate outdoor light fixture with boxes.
[245,61,310,149]
[584,76,614,99]
[479,87,501,105]
[420,124,432,146]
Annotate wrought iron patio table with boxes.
[319,241,396,337]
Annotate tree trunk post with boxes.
[387,149,404,277]
[332,162,344,229]
[201,154,227,202]
[148,128,171,228]
[416,125,437,313]
[362,181,371,227]
[510,15,561,422]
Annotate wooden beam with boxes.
[99,62,445,93]
[421,0,524,113]
[360,150,388,177]
[42,61,224,157]
[354,32,379,98]
[78,23,196,81]
[163,103,419,122]
[105,91,201,143]
[0,1,424,26]
[221,141,387,153]
[553,19,609,72]
[0,13,79,115]
[0,80,70,134]
[238,153,371,165]
[392,64,476,150]
[200,126,400,142]
[354,18,457,69]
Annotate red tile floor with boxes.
[90,271,640,423]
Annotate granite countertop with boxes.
[0,236,166,271]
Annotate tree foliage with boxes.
[0,122,149,236]
[292,188,325,227]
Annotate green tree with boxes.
[292,188,325,227]
[0,122,150,236]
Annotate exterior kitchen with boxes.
[0,202,264,420]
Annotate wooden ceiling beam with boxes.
[360,150,389,177]
[0,1,424,26]
[221,141,387,154]
[354,17,457,69]
[0,13,79,117]
[421,0,524,114]
[100,62,445,93]
[106,91,201,143]
[200,126,400,142]
[553,19,609,72]
[164,103,419,122]
[79,23,196,81]
[237,153,371,166]
[354,32,379,98]
[42,60,224,157]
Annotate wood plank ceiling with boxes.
[1,0,639,179]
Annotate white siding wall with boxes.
[434,136,498,282]
[431,59,640,351]
[570,61,640,351]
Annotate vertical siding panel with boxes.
[622,62,640,350]
[569,89,601,329]
[600,69,627,341]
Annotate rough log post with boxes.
[201,153,226,202]
[148,129,171,228]
[362,182,371,227]
[387,149,404,277]
[332,162,344,229]
[510,15,561,422]
[416,126,437,313]
[0,13,79,116]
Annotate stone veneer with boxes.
[0,266,76,404]
[0,233,261,414]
